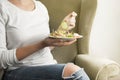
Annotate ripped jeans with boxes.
[3,64,90,80]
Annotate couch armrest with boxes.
[75,54,120,80]
[109,75,120,80]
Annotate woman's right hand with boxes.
[42,37,76,47]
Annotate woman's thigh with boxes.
[3,64,65,80]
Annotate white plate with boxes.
[49,35,83,41]
[49,36,75,41]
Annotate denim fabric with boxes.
[63,68,90,80]
[3,64,90,80]
[3,64,65,80]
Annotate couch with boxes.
[40,0,120,80]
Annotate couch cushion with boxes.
[40,0,81,63]
[40,0,97,63]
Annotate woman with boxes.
[0,0,90,80]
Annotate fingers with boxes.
[64,12,77,20]
[44,37,76,47]
[43,38,62,46]
[71,11,77,17]
[52,38,76,47]
[63,12,77,30]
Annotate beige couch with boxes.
[40,0,120,80]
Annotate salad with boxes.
[49,21,82,39]
[49,12,82,40]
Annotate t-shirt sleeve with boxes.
[0,4,18,69]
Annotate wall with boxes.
[89,0,120,64]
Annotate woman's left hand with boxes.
[63,11,77,30]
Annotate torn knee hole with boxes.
[62,63,81,79]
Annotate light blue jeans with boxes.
[3,64,90,80]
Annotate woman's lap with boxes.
[3,64,65,80]
[3,64,90,80]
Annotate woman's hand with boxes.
[63,12,77,30]
[43,37,76,47]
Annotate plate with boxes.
[49,36,74,41]
[49,35,83,41]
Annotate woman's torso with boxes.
[0,0,56,70]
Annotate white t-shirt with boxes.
[0,0,57,70]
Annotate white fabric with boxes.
[0,0,57,70]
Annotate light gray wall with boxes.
[89,0,120,64]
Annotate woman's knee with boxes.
[62,63,81,78]
[62,63,90,80]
